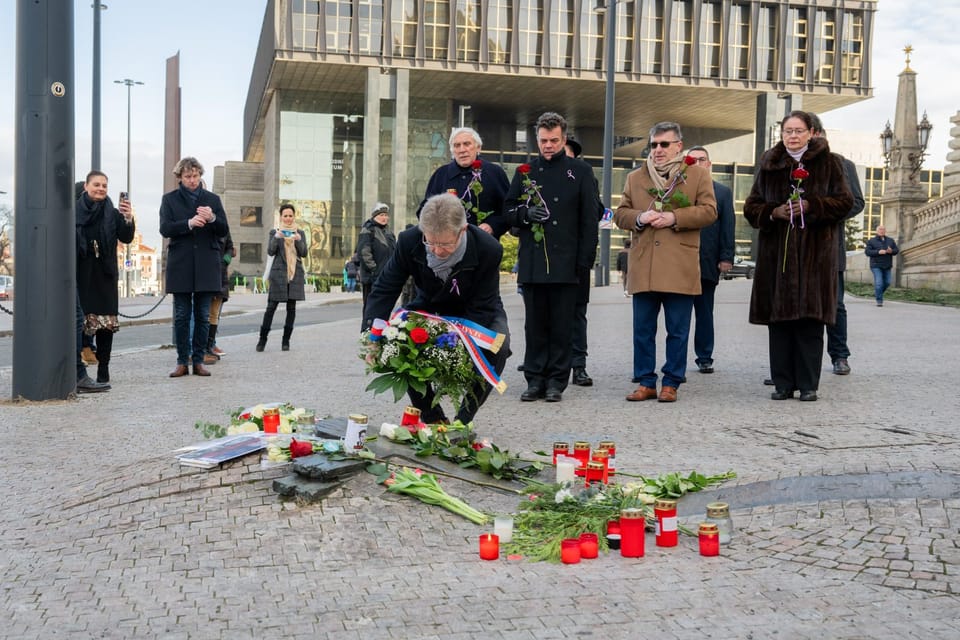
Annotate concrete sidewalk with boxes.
[0,280,958,639]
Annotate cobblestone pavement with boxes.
[1,281,958,639]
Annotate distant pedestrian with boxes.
[356,202,396,327]
[865,225,899,307]
[256,203,307,352]
[616,240,631,296]
[204,231,235,364]
[344,254,360,292]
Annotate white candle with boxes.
[493,516,514,543]
[556,456,577,484]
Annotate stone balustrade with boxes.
[912,190,960,238]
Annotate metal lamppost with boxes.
[114,77,143,297]
[91,3,107,168]
[593,0,616,286]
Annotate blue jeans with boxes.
[633,292,694,388]
[871,267,892,303]
[173,292,213,365]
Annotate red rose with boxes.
[518,163,531,174]
[792,167,810,180]
[409,327,429,344]
[683,155,697,166]
[289,438,314,459]
[471,160,482,170]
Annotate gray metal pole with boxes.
[115,78,142,297]
[595,0,616,287]
[91,3,103,168]
[13,0,76,400]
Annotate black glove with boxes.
[523,206,550,224]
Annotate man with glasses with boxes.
[686,146,735,375]
[363,193,510,424]
[505,112,600,403]
[614,122,717,403]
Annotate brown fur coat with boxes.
[743,138,853,325]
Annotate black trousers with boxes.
[522,283,579,392]
[571,269,591,369]
[825,271,849,362]
[261,299,296,332]
[768,318,825,393]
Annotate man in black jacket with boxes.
[356,202,396,323]
[865,225,899,307]
[363,193,510,424]
[505,112,600,402]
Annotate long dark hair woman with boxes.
[256,203,307,351]
[743,111,853,402]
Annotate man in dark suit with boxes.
[159,157,230,378]
[505,112,600,402]
[687,146,735,374]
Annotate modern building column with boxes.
[363,68,382,222]
[392,69,411,229]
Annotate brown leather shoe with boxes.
[169,364,189,378]
[192,363,212,377]
[658,386,678,402]
[203,353,219,365]
[626,385,658,401]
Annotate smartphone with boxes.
[119,191,129,202]
[281,230,294,237]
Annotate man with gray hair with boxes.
[364,193,510,424]
[416,127,511,237]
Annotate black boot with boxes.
[95,329,113,383]
[205,325,219,360]
[256,327,268,352]
[281,326,293,351]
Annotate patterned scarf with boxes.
[278,218,299,281]
[645,154,686,192]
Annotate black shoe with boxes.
[799,390,818,402]
[517,364,525,372]
[832,359,850,375]
[571,367,593,387]
[771,389,794,400]
[763,378,774,386]
[521,386,544,402]
[697,361,714,374]
[544,389,563,402]
[77,376,110,394]
[282,342,290,351]
[256,340,266,352]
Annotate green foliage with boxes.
[194,421,227,439]
[846,282,960,307]
[844,218,864,250]
[499,234,518,272]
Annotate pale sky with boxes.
[1,1,958,251]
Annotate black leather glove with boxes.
[523,206,550,224]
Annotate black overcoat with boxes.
[159,187,229,293]
[416,158,511,237]
[266,229,308,302]
[76,194,135,315]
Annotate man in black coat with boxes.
[687,146,736,374]
[159,157,230,378]
[363,193,510,424]
[357,202,397,323]
[505,112,600,402]
[416,127,511,238]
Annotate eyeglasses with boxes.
[689,156,709,164]
[650,140,680,149]
[422,228,464,250]
[782,128,809,136]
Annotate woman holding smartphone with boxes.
[256,203,307,352]
[76,170,135,384]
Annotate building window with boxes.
[639,0,664,74]
[547,0,574,68]
[424,0,450,60]
[788,7,808,82]
[698,1,721,78]
[616,1,634,73]
[840,12,863,85]
[240,206,263,227]
[325,0,352,53]
[455,0,481,62]
[392,0,417,57]
[517,0,544,67]
[486,0,512,64]
[292,0,321,50]
[814,10,836,83]
[728,3,749,80]
[670,1,692,75]
[358,0,384,54]
[239,243,262,264]
[756,6,777,82]
[577,0,603,71]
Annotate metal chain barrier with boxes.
[0,302,10,316]
[117,293,169,319]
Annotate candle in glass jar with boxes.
[699,523,720,556]
[654,499,679,547]
[607,519,621,536]
[493,516,514,543]
[579,533,599,559]
[597,440,616,474]
[400,406,421,427]
[560,538,581,564]
[479,533,499,560]
[590,449,609,483]
[262,407,280,433]
[584,461,605,487]
[619,508,646,558]
[555,456,577,484]
[552,441,570,465]
[572,441,591,476]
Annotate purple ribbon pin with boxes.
[566,170,576,181]
[451,278,461,296]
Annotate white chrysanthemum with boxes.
[383,326,400,340]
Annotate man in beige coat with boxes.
[613,122,717,402]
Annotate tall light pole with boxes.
[115,78,143,297]
[91,3,107,168]
[594,0,616,286]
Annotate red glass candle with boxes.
[597,440,616,475]
[590,449,609,483]
[572,441,591,476]
[619,508,646,558]
[262,407,280,434]
[699,523,720,556]
[479,533,499,560]
[560,538,581,564]
[607,519,621,536]
[584,462,605,488]
[400,406,421,427]
[579,533,599,559]
[655,499,679,547]
[552,441,570,465]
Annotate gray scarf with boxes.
[425,232,467,282]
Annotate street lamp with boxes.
[115,77,143,297]
[593,0,616,286]
[879,121,893,166]
[880,112,932,179]
[91,3,108,168]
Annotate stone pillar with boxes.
[363,68,382,220]
[392,69,411,229]
[943,111,960,194]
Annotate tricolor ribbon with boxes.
[391,309,507,394]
